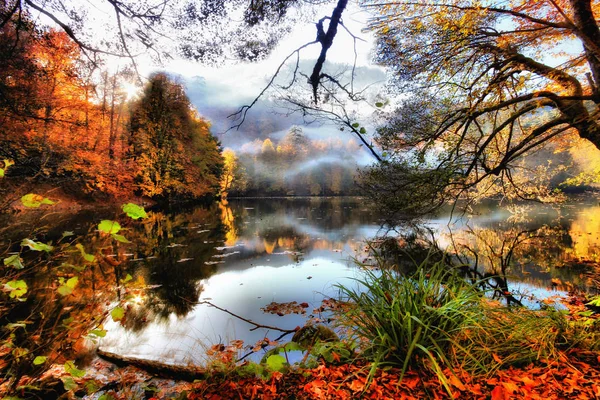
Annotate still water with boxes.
[4,197,599,366]
[99,196,599,365]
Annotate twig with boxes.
[197,301,297,334]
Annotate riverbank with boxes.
[7,343,600,399]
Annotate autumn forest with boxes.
[2,0,600,399]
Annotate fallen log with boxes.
[97,349,208,381]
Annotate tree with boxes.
[129,73,223,201]
[220,148,248,197]
[361,0,600,219]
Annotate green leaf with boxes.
[359,127,366,134]
[121,274,133,284]
[6,280,28,298]
[98,394,117,400]
[85,380,100,394]
[62,231,74,239]
[64,360,86,378]
[21,239,54,252]
[89,329,106,338]
[122,203,148,220]
[587,296,600,307]
[57,277,78,296]
[98,220,121,235]
[375,102,384,107]
[283,341,304,352]
[75,243,96,263]
[62,316,74,325]
[265,354,287,372]
[578,310,594,317]
[61,377,78,391]
[33,356,47,365]
[4,254,24,269]
[21,193,55,208]
[111,233,131,243]
[351,122,360,128]
[6,323,27,329]
[111,306,125,321]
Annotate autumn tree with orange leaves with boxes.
[128,73,223,202]
[361,0,600,219]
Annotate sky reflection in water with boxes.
[99,197,600,365]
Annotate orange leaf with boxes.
[502,381,520,394]
[448,374,466,391]
[518,376,539,388]
[492,353,503,363]
[491,385,507,400]
[331,351,341,363]
[347,378,365,393]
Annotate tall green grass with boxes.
[335,259,481,390]
[336,256,600,391]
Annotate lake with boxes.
[3,196,599,367]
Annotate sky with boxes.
[151,4,386,164]
[31,1,387,164]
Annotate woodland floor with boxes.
[14,349,599,399]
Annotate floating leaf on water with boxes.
[212,251,240,258]
[33,356,47,365]
[122,203,148,219]
[21,239,53,252]
[21,193,55,208]
[111,306,125,321]
[6,280,28,298]
[98,220,121,235]
[75,243,96,263]
[4,254,24,269]
[111,233,130,243]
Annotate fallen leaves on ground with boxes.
[22,348,598,399]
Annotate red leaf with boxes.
[491,385,507,400]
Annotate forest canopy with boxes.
[360,0,600,220]
[0,14,223,204]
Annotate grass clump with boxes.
[336,257,600,391]
[335,259,481,388]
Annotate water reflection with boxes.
[2,197,598,367]
[99,197,600,364]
